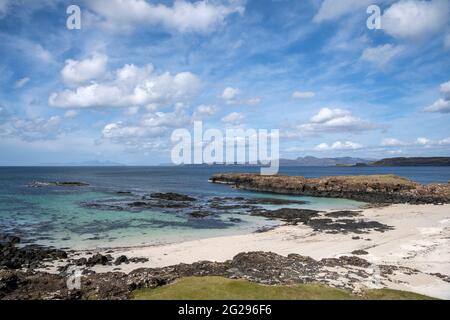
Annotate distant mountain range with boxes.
[371,157,450,166]
[37,157,450,167]
[39,160,125,166]
[279,156,373,167]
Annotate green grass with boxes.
[131,277,435,300]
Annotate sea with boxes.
[0,166,449,250]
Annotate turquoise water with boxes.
[1,166,447,250]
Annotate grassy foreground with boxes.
[132,276,435,300]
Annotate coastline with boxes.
[55,203,450,299]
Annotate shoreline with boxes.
[47,203,450,299]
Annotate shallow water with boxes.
[0,166,448,250]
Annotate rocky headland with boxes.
[209,174,450,204]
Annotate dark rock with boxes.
[86,254,112,267]
[325,211,362,218]
[128,257,149,264]
[114,255,129,266]
[188,211,212,218]
[116,191,132,195]
[147,193,196,202]
[243,198,306,205]
[250,208,320,224]
[351,250,369,255]
[0,242,67,270]
[28,181,89,188]
[307,218,394,234]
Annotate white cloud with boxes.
[440,80,450,93]
[382,0,449,40]
[61,53,108,86]
[64,110,78,118]
[222,112,245,124]
[292,108,376,137]
[246,97,261,105]
[439,137,450,145]
[314,141,364,151]
[193,104,218,119]
[310,108,350,123]
[416,137,432,145]
[425,98,450,113]
[425,80,450,113]
[14,77,30,89]
[361,44,404,67]
[387,149,403,155]
[292,91,316,99]
[102,109,191,147]
[3,116,63,141]
[381,138,405,146]
[221,87,240,101]
[87,0,245,33]
[49,61,200,109]
[313,0,373,23]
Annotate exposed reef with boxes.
[210,173,450,204]
[0,251,437,300]
[28,181,89,187]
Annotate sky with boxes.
[0,0,449,165]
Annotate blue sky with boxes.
[0,0,449,165]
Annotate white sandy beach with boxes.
[75,204,450,299]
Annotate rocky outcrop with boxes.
[0,251,431,300]
[0,236,67,270]
[145,193,196,202]
[210,173,450,204]
[249,208,393,234]
[28,181,89,187]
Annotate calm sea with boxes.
[0,166,448,250]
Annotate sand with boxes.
[75,204,450,299]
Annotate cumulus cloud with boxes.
[425,99,450,113]
[289,108,376,137]
[292,91,316,99]
[193,104,218,120]
[222,112,245,124]
[313,0,373,23]
[440,80,450,93]
[14,77,30,89]
[102,109,191,146]
[221,87,241,101]
[61,53,108,86]
[382,0,449,40]
[314,141,364,151]
[87,0,245,33]
[381,138,405,146]
[361,44,404,67]
[49,61,201,109]
[425,80,450,113]
[416,137,431,145]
